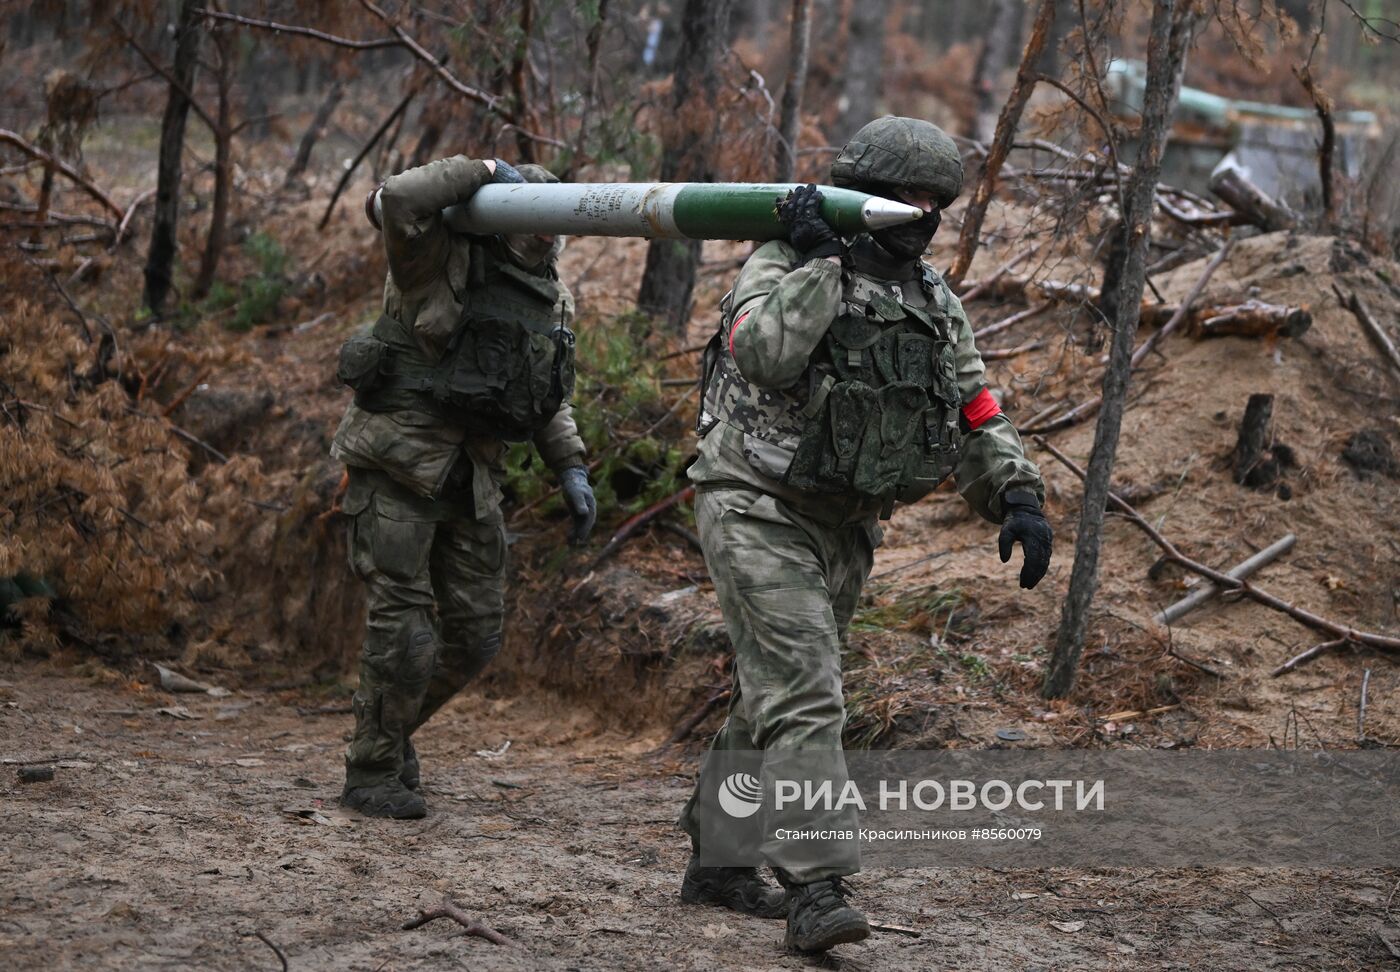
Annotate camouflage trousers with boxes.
[678,486,877,883]
[342,468,506,789]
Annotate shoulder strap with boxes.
[920,262,953,314]
[717,289,735,331]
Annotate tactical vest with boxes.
[337,245,575,441]
[699,263,962,506]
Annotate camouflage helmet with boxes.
[830,116,963,209]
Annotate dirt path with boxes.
[2,670,1396,971]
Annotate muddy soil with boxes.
[4,671,1398,971]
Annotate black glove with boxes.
[998,490,1053,590]
[558,466,597,546]
[776,184,841,259]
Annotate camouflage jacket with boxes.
[330,156,585,522]
[692,237,1044,527]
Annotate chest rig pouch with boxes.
[783,268,962,504]
[347,246,576,442]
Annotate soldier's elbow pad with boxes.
[731,341,799,390]
[734,357,802,391]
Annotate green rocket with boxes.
[370,183,924,241]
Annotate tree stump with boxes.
[1231,393,1295,496]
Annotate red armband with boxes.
[728,310,751,356]
[961,387,1002,431]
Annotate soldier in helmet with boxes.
[330,157,597,819]
[676,117,1053,952]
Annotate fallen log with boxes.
[1034,436,1400,659]
[985,280,1304,342]
[1152,533,1296,626]
[1189,300,1311,340]
[1208,161,1298,232]
[984,275,1096,305]
[1155,191,1236,227]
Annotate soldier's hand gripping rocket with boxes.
[364,158,502,230]
[998,490,1053,590]
[776,184,842,260]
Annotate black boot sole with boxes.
[341,790,427,820]
[785,916,871,952]
[681,879,789,919]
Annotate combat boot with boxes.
[680,856,788,918]
[341,780,427,819]
[400,738,420,791]
[784,877,869,952]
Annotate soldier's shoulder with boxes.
[745,240,801,271]
[733,240,801,294]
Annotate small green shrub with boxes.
[506,309,691,530]
[216,232,289,332]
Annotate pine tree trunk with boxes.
[637,0,734,330]
[142,0,202,317]
[286,80,345,184]
[775,0,812,181]
[1034,0,1075,77]
[508,0,537,163]
[970,0,1024,142]
[194,28,233,301]
[946,0,1056,288]
[1043,0,1199,699]
[836,0,886,142]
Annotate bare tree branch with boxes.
[0,129,123,219]
[1035,436,1400,656]
[355,1,503,114]
[403,897,518,948]
[112,19,217,131]
[356,0,566,149]
[194,8,400,49]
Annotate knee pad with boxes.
[401,626,437,684]
[449,631,501,684]
[477,631,502,662]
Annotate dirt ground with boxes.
[4,671,1399,972]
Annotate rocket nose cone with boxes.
[862,197,925,230]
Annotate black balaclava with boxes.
[871,205,941,261]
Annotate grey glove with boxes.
[998,490,1053,590]
[490,159,527,184]
[558,466,597,546]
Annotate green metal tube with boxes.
[413,182,923,240]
